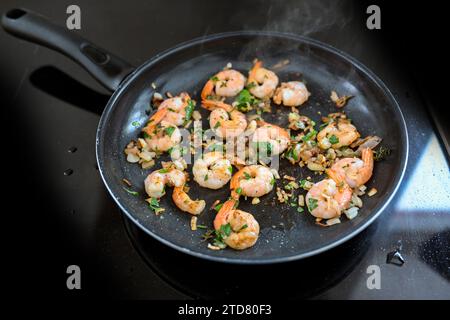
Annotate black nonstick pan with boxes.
[2,8,408,264]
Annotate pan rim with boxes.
[96,31,409,264]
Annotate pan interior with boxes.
[97,33,407,263]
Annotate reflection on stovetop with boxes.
[123,215,377,299]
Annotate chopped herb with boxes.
[235,187,242,195]
[143,132,151,139]
[148,197,163,214]
[239,224,248,231]
[228,166,233,175]
[307,198,319,212]
[204,174,209,181]
[210,76,219,82]
[302,129,317,142]
[319,122,329,130]
[123,187,139,196]
[184,99,195,124]
[196,225,208,229]
[165,126,176,137]
[297,207,304,213]
[212,223,232,248]
[214,121,221,129]
[201,229,215,241]
[234,89,259,112]
[374,146,392,161]
[246,82,257,89]
[255,141,273,156]
[159,168,170,173]
[244,172,251,180]
[329,134,339,145]
[214,203,223,212]
[131,121,140,127]
[299,179,308,188]
[270,178,276,185]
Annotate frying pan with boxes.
[2,8,408,264]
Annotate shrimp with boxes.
[201,69,246,99]
[172,185,206,215]
[326,148,374,188]
[144,120,181,152]
[144,168,186,198]
[251,121,290,155]
[192,151,233,189]
[157,92,192,126]
[273,81,310,107]
[247,60,279,99]
[305,178,352,220]
[203,100,247,138]
[214,199,260,250]
[317,119,360,150]
[230,165,274,198]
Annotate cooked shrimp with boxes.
[317,120,360,150]
[157,92,192,126]
[203,100,247,138]
[172,185,206,215]
[247,60,279,99]
[144,168,186,198]
[201,69,246,99]
[251,121,290,155]
[192,151,233,189]
[144,120,181,152]
[214,199,260,250]
[230,165,274,198]
[273,81,310,107]
[326,148,374,188]
[305,178,352,219]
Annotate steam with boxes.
[259,0,353,36]
[235,0,355,60]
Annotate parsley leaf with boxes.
[329,134,339,145]
[165,126,175,137]
[123,187,139,196]
[307,198,318,212]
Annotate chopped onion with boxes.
[190,216,197,231]
[345,207,359,220]
[367,188,378,197]
[126,153,140,163]
[326,218,341,226]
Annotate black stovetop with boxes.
[3,0,449,299]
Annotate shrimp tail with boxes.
[201,99,233,112]
[142,108,168,135]
[214,199,236,230]
[248,59,262,83]
[201,80,215,100]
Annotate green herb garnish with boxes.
[302,129,317,142]
[235,187,243,195]
[214,121,221,129]
[123,187,139,196]
[297,207,304,213]
[184,99,195,124]
[234,89,259,112]
[307,198,318,212]
[244,172,251,180]
[131,121,140,127]
[214,203,223,212]
[329,134,339,145]
[239,224,248,231]
[159,168,170,173]
[374,146,392,161]
[165,126,175,137]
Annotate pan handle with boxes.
[1,8,135,92]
